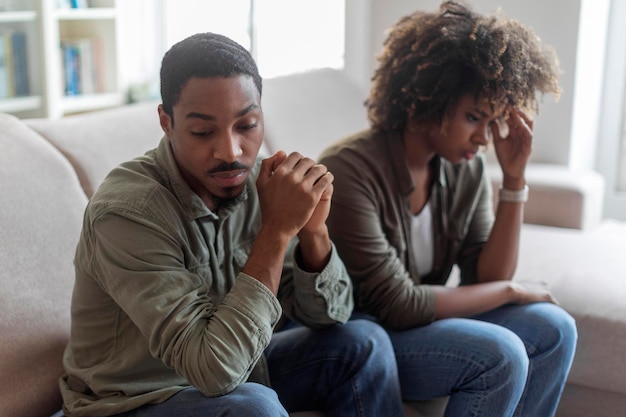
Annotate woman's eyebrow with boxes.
[237,103,260,117]
[471,107,491,118]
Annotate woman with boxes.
[318,2,577,416]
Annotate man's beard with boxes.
[211,189,246,211]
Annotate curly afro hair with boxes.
[366,1,562,132]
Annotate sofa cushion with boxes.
[25,101,164,198]
[262,68,369,160]
[557,382,626,417]
[515,221,626,397]
[0,113,88,417]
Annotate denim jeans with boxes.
[363,302,577,417]
[112,383,289,417]
[104,319,403,417]
[265,318,404,416]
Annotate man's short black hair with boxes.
[160,32,262,118]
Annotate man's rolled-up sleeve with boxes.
[278,242,353,328]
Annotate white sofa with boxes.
[1,68,625,417]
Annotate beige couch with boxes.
[1,69,625,417]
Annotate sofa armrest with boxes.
[486,163,605,230]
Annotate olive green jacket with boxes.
[319,129,494,330]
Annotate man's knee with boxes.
[342,319,391,344]
[334,319,399,380]
[333,319,395,358]
[225,383,288,417]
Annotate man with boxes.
[58,33,403,417]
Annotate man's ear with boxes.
[158,104,172,136]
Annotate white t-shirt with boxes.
[411,201,434,276]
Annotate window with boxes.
[596,0,626,219]
[161,0,345,79]
[162,0,252,52]
[619,102,626,192]
[253,0,345,78]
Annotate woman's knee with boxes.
[388,320,528,398]
[477,325,529,378]
[477,302,577,363]
[525,303,578,360]
[542,303,577,344]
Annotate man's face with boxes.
[159,75,264,211]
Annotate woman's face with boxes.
[426,93,505,164]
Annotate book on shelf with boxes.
[61,41,79,95]
[0,33,8,99]
[11,31,29,97]
[58,0,89,8]
[60,37,103,96]
[72,0,89,8]
[0,30,30,99]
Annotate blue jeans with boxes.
[106,319,403,417]
[265,318,403,416]
[358,302,577,417]
[112,383,289,417]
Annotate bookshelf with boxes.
[0,4,42,117]
[0,0,124,118]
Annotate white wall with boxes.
[116,0,163,95]
[344,0,373,95]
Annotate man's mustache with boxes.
[207,161,249,174]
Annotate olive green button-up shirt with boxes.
[60,136,353,417]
